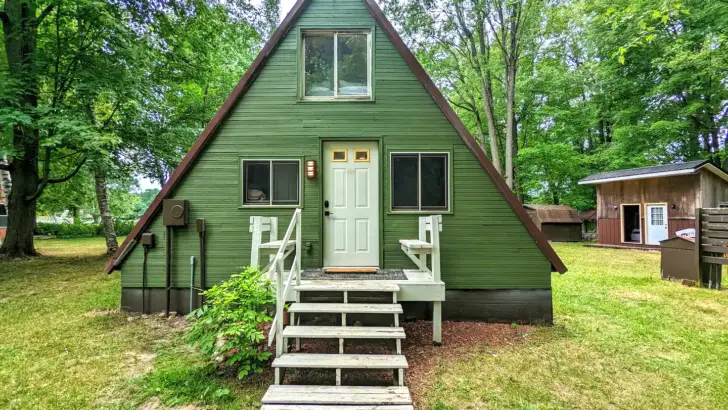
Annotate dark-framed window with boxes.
[390,152,449,212]
[302,30,372,99]
[242,159,301,206]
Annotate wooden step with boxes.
[272,354,408,369]
[261,405,414,410]
[261,385,412,405]
[294,281,400,293]
[288,303,403,314]
[282,326,406,340]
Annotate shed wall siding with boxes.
[595,174,700,247]
[120,0,551,290]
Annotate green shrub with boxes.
[186,267,275,379]
[35,220,137,238]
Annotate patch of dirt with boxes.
[124,351,157,378]
[83,309,118,318]
[281,321,533,407]
[610,289,662,302]
[137,397,205,410]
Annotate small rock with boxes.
[168,312,178,318]
[158,312,166,318]
[127,316,138,322]
[141,314,149,319]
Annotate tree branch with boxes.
[37,3,56,25]
[48,157,87,183]
[26,149,53,202]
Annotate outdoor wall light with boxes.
[306,160,317,179]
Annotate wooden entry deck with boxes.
[255,210,444,408]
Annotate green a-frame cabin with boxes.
[105,0,566,337]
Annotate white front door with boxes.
[646,204,668,245]
[323,141,379,267]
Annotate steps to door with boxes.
[263,280,413,409]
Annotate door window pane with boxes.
[420,154,448,210]
[337,34,368,96]
[244,161,270,204]
[304,34,334,97]
[392,154,419,210]
[272,162,300,204]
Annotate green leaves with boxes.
[186,267,275,380]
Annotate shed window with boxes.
[303,31,371,99]
[391,153,449,212]
[242,160,300,206]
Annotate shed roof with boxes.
[579,209,596,221]
[524,205,582,224]
[578,160,728,185]
[102,0,567,275]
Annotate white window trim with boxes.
[390,152,451,213]
[302,30,372,100]
[240,159,302,208]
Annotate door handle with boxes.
[324,211,334,217]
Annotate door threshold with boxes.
[324,267,379,273]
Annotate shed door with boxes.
[646,204,668,245]
[322,141,379,267]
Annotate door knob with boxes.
[324,211,333,217]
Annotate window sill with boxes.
[297,97,375,103]
[239,205,302,209]
[387,210,452,215]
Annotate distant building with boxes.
[524,204,583,242]
[579,160,728,248]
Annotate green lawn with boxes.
[0,239,726,409]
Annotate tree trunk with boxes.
[1,0,41,257]
[504,61,517,189]
[481,72,502,174]
[94,170,118,255]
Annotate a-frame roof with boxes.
[104,0,566,274]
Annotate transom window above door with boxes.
[391,152,450,212]
[241,159,301,207]
[302,30,372,100]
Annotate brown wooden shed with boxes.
[579,161,728,249]
[524,204,583,242]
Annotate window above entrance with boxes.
[302,30,372,100]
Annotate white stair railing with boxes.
[265,208,302,356]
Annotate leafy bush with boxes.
[186,267,275,379]
[35,220,136,238]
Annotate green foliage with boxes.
[186,267,275,379]
[35,220,135,238]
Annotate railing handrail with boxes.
[265,208,302,355]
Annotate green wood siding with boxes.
[120,0,551,290]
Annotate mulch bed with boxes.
[278,321,534,407]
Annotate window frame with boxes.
[240,158,303,208]
[300,29,373,101]
[389,151,452,214]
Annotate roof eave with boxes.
[578,168,699,185]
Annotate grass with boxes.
[0,239,726,409]
[425,244,728,410]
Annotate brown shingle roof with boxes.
[524,205,582,224]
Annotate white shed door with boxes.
[323,141,379,267]
[646,204,668,245]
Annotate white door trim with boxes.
[645,203,669,245]
[620,203,642,244]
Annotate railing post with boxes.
[296,210,302,286]
[431,215,441,283]
[695,207,702,286]
[276,256,284,357]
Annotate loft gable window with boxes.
[242,159,301,206]
[391,153,450,212]
[303,30,372,99]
